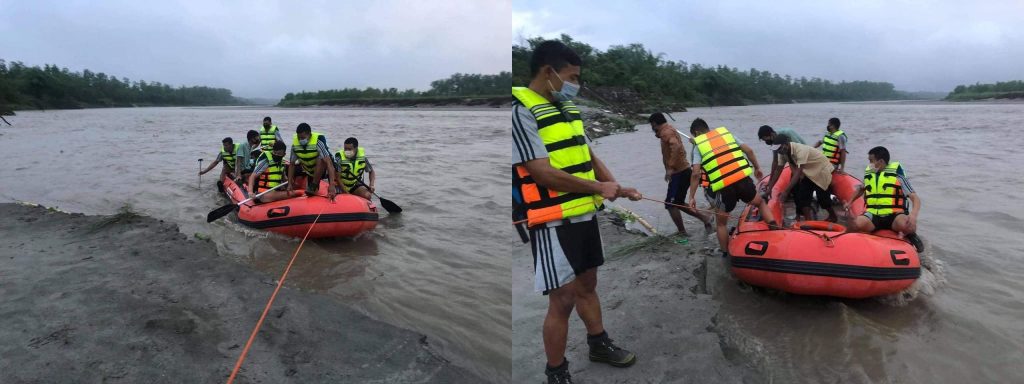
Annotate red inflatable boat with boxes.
[220,175,378,238]
[727,167,920,299]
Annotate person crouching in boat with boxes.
[234,130,263,187]
[287,123,337,199]
[199,137,239,192]
[334,137,375,200]
[686,118,778,258]
[247,141,290,204]
[764,135,839,222]
[843,146,924,251]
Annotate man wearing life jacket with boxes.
[234,130,263,187]
[685,118,777,257]
[258,116,283,151]
[247,141,290,204]
[334,137,375,200]
[199,137,239,192]
[287,123,337,199]
[512,40,642,384]
[813,117,847,172]
[843,146,923,251]
[649,112,713,236]
[765,135,839,222]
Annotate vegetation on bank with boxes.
[278,72,513,107]
[512,35,906,110]
[946,80,1024,101]
[0,59,240,111]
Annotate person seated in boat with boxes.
[813,117,847,172]
[247,141,291,204]
[843,146,924,251]
[686,118,777,257]
[764,135,839,222]
[649,112,713,236]
[199,137,239,192]
[258,116,283,151]
[287,123,337,199]
[334,137,376,200]
[234,130,263,187]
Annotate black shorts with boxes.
[665,169,693,209]
[864,212,906,231]
[705,177,756,213]
[793,177,832,211]
[529,216,604,295]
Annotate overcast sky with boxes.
[514,0,1023,92]
[1,0,511,98]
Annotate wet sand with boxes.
[0,203,480,383]
[512,212,760,383]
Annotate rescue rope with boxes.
[225,204,326,384]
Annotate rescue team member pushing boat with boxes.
[234,130,263,187]
[843,146,924,251]
[287,123,337,199]
[813,117,847,172]
[686,118,778,258]
[247,141,290,204]
[649,112,713,236]
[199,137,239,192]
[764,135,839,222]
[513,40,641,384]
[258,116,283,151]
[334,137,375,200]
[758,124,808,204]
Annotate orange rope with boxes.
[225,204,326,384]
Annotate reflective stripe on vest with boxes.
[694,127,752,192]
[511,87,602,227]
[337,147,368,189]
[220,143,240,170]
[256,151,285,193]
[292,132,323,174]
[863,161,906,215]
[821,129,845,164]
[259,125,279,151]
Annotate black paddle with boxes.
[341,168,401,213]
[207,182,288,222]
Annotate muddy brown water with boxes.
[594,101,1024,382]
[0,106,511,382]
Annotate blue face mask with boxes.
[548,71,580,101]
[299,139,309,146]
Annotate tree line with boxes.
[946,80,1024,101]
[0,59,239,111]
[512,35,904,107]
[279,72,512,104]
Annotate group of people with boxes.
[199,116,377,204]
[514,40,924,384]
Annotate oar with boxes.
[207,182,288,222]
[341,168,401,213]
[198,158,203,190]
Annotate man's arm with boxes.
[905,192,921,233]
[200,153,221,175]
[523,157,618,199]
[765,152,781,196]
[739,143,763,180]
[782,165,803,197]
[590,148,616,183]
[686,164,702,209]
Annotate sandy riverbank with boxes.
[512,211,761,383]
[0,203,480,383]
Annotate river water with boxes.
[595,101,1024,382]
[0,107,511,381]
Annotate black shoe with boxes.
[545,359,573,384]
[588,332,636,367]
[906,233,924,252]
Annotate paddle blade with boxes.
[206,203,239,222]
[377,197,402,213]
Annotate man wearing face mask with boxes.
[258,116,283,151]
[248,141,290,203]
[234,130,264,187]
[513,40,642,384]
[813,117,847,172]
[335,137,375,200]
[200,137,239,192]
[764,135,838,222]
[843,146,923,251]
[287,122,337,199]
